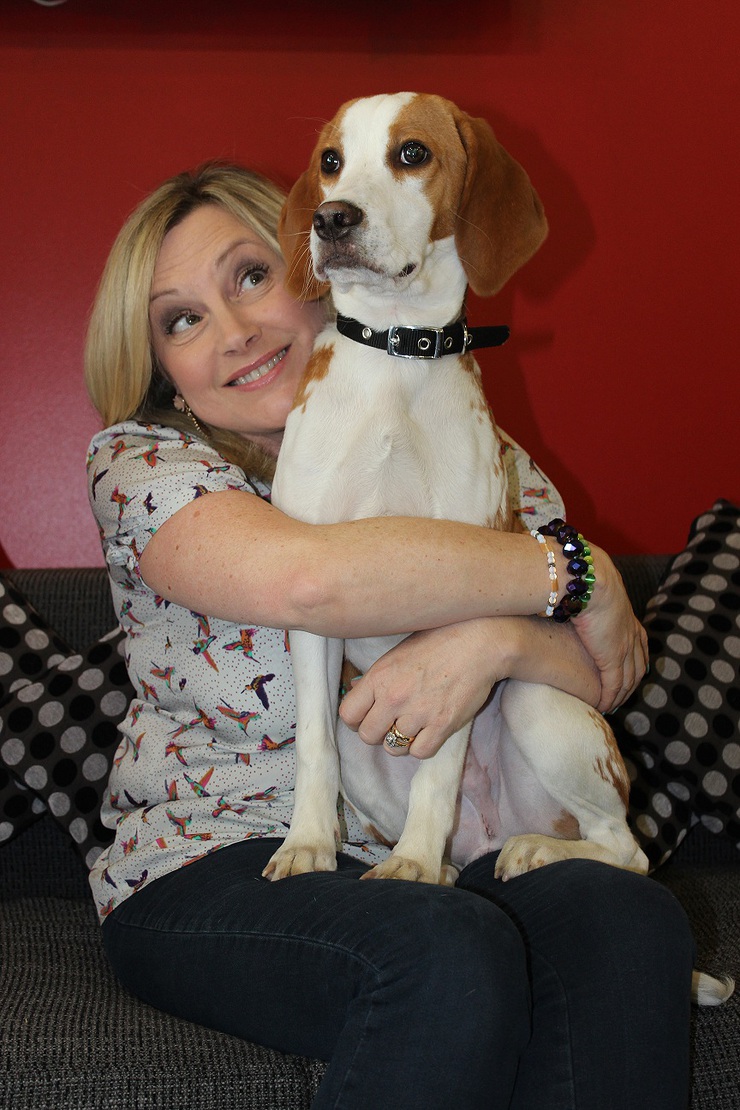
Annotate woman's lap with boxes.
[103,838,693,1110]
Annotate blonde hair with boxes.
[84,162,288,481]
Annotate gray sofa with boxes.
[1,561,738,1110]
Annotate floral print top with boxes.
[86,421,564,923]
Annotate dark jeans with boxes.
[102,838,693,1110]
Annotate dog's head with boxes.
[279,92,547,305]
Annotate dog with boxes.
[263,91,731,1004]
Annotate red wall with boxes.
[1,0,738,567]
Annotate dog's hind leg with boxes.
[263,631,344,880]
[493,681,649,881]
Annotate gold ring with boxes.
[383,723,415,748]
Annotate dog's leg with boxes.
[263,631,344,880]
[493,681,649,881]
[362,726,471,884]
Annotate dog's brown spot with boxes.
[386,94,468,242]
[589,709,631,808]
[365,824,397,849]
[552,809,581,840]
[290,342,334,413]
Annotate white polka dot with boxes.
[671,555,693,571]
[700,574,728,593]
[698,685,723,710]
[101,690,128,717]
[78,668,104,691]
[722,743,740,769]
[24,764,48,790]
[85,844,104,869]
[643,683,668,709]
[69,817,89,844]
[0,653,13,676]
[58,654,83,673]
[636,814,659,838]
[24,629,50,650]
[624,710,650,736]
[726,532,740,550]
[31,796,46,814]
[47,653,68,669]
[82,753,109,781]
[689,595,714,612]
[714,552,740,571]
[646,592,668,610]
[700,815,724,834]
[652,792,672,818]
[3,604,27,626]
[47,791,71,817]
[0,822,15,843]
[694,514,716,531]
[667,782,691,801]
[711,659,736,683]
[723,636,740,659]
[16,682,44,704]
[685,712,709,738]
[1,738,25,766]
[678,614,704,634]
[60,726,87,753]
[665,740,692,765]
[666,633,692,656]
[655,656,681,681]
[9,678,31,695]
[38,701,64,728]
[702,770,728,797]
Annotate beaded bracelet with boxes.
[530,530,559,617]
[535,518,596,623]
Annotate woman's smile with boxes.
[228,346,289,389]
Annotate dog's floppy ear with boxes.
[278,168,330,302]
[454,112,547,297]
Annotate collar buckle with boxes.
[386,324,445,359]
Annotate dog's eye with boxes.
[399,141,429,166]
[320,149,342,175]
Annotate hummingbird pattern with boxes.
[86,421,563,922]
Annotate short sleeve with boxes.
[498,428,565,531]
[87,422,264,587]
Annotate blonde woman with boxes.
[85,162,691,1110]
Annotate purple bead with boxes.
[556,524,577,544]
[563,538,584,557]
[566,578,590,596]
[539,518,564,537]
[567,557,590,576]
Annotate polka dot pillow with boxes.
[611,500,740,868]
[0,575,71,843]
[0,574,134,869]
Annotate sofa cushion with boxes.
[0,574,70,844]
[612,501,740,868]
[0,573,134,869]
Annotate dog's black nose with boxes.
[313,200,364,242]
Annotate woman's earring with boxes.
[173,393,205,437]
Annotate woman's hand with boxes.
[339,620,506,760]
[570,545,649,713]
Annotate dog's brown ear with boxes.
[454,112,547,298]
[278,169,330,302]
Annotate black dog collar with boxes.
[336,315,510,360]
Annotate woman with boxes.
[85,162,693,1109]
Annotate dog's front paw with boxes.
[495,834,570,881]
[262,842,337,881]
[361,854,443,884]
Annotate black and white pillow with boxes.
[0,575,70,843]
[0,574,134,868]
[612,500,740,868]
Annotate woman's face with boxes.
[149,204,325,457]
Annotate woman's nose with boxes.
[215,301,260,352]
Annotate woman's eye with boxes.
[399,141,430,166]
[238,265,268,291]
[166,311,201,336]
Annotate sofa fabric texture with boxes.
[1,556,738,1109]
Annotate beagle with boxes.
[262,91,733,1006]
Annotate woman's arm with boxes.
[138,488,562,634]
[339,609,641,760]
